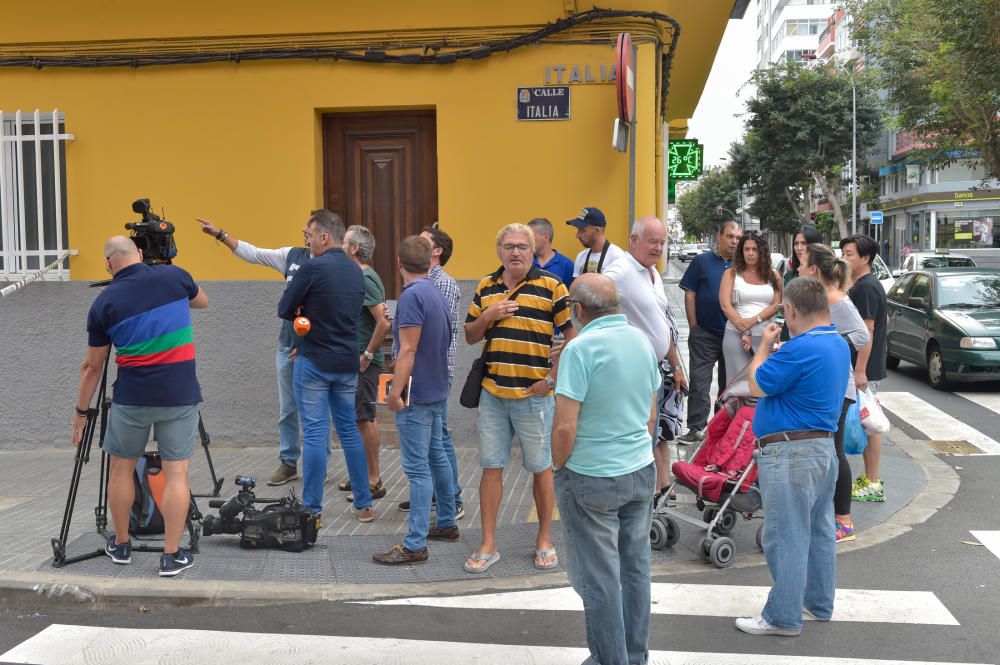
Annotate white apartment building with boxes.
[755,0,837,68]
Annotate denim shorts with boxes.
[103,403,199,461]
[477,390,553,472]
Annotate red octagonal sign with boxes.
[616,33,635,123]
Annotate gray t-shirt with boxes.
[829,296,870,401]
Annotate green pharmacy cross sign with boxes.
[668,140,704,181]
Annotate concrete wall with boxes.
[0,279,481,450]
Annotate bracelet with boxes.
[74,406,88,417]
[215,229,227,241]
[671,365,683,372]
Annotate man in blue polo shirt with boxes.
[552,273,660,665]
[277,210,372,524]
[736,277,849,637]
[373,235,456,565]
[528,217,575,287]
[678,220,741,443]
[72,236,208,578]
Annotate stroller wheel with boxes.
[650,518,669,550]
[698,537,714,562]
[664,517,681,547]
[710,536,736,568]
[713,509,738,536]
[755,524,764,551]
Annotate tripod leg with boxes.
[52,409,99,567]
[196,413,224,497]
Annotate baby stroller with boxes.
[651,365,764,568]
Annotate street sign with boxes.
[668,140,703,180]
[870,211,884,225]
[516,86,570,121]
[615,33,635,123]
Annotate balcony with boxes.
[817,23,835,59]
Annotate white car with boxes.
[895,251,975,276]
[784,249,895,293]
[679,244,701,262]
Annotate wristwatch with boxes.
[670,365,684,372]
[543,374,556,389]
[756,314,763,324]
[363,350,374,361]
[215,229,228,241]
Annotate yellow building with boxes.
[1,1,744,292]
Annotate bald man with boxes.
[72,236,208,578]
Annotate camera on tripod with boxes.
[126,198,178,265]
[202,476,318,552]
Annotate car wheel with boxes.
[886,354,901,370]
[927,344,949,390]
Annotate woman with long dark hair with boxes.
[785,224,823,285]
[719,231,782,385]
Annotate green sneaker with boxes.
[852,476,885,502]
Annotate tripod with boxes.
[51,349,225,567]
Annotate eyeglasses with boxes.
[501,243,531,252]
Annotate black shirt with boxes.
[847,272,887,382]
[277,247,364,373]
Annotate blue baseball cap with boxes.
[566,207,607,229]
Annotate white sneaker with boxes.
[735,615,801,636]
[803,608,830,622]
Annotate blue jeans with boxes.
[555,463,656,665]
[756,438,838,630]
[276,343,300,465]
[396,401,456,551]
[440,377,463,505]
[293,355,371,514]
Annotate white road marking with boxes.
[970,530,1000,561]
[956,392,1000,417]
[878,392,1000,455]
[0,625,988,665]
[362,583,959,625]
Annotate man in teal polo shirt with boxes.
[552,273,660,665]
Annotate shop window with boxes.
[0,111,72,279]
[935,210,1000,249]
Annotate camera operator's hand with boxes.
[71,412,86,446]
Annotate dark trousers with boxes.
[832,398,853,516]
[686,326,726,431]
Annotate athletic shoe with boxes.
[455,503,465,520]
[676,428,706,445]
[735,615,801,636]
[266,462,299,486]
[835,520,856,543]
[851,476,886,502]
[351,505,376,523]
[104,535,132,565]
[159,548,194,577]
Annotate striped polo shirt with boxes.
[467,265,571,399]
[87,263,202,406]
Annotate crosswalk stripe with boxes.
[878,392,1000,455]
[362,583,959,625]
[969,531,1000,561]
[1,624,989,665]
[955,392,1000,417]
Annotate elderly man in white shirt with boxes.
[604,216,688,499]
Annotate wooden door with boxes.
[323,111,438,298]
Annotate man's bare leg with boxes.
[357,419,381,485]
[653,442,671,492]
[467,468,504,569]
[533,468,556,566]
[160,459,191,554]
[108,455,138,544]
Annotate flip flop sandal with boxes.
[463,551,501,574]
[533,549,559,570]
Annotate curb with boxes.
[0,431,958,611]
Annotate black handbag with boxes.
[459,283,527,409]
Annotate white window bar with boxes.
[0,109,75,280]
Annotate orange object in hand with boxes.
[294,316,311,336]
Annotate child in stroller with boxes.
[651,365,764,568]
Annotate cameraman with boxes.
[71,236,208,577]
[195,216,310,487]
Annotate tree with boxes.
[675,168,740,240]
[741,62,882,238]
[849,0,1000,180]
[728,137,805,243]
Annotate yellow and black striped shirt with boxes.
[466,265,572,399]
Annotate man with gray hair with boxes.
[736,277,849,637]
[552,272,660,665]
[528,217,575,287]
[605,215,688,500]
[278,211,374,524]
[336,225,391,503]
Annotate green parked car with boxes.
[885,268,1000,390]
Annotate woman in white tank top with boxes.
[719,232,783,386]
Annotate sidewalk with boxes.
[0,262,955,608]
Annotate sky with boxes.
[686,1,758,168]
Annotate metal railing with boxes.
[0,109,75,280]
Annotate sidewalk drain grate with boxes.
[928,440,982,455]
